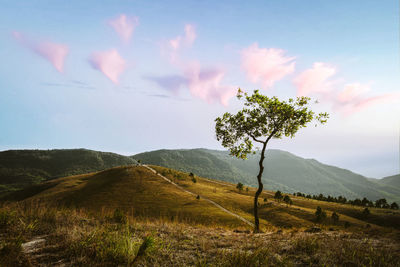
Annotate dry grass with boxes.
[0,203,399,266]
[1,165,400,266]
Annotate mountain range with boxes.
[0,148,398,203]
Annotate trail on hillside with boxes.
[143,165,255,228]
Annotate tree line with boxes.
[294,192,399,210]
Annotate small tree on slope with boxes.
[215,89,328,232]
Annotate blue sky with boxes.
[0,0,399,178]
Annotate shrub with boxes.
[315,206,327,222]
[331,211,339,224]
[283,195,292,206]
[196,195,200,200]
[236,182,244,191]
[191,177,197,183]
[362,207,370,218]
[274,191,283,202]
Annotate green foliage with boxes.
[215,89,328,159]
[236,182,244,191]
[391,202,399,210]
[315,206,327,222]
[283,195,292,206]
[192,177,197,183]
[375,198,388,208]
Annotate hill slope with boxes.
[377,174,400,188]
[5,165,400,231]
[133,149,400,202]
[0,149,137,194]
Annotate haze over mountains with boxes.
[0,148,399,203]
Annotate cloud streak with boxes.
[88,49,126,84]
[13,31,68,73]
[241,43,295,88]
[294,62,336,96]
[147,64,236,106]
[109,14,139,43]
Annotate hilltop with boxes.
[0,149,137,195]
[133,148,400,202]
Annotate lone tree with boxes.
[215,89,328,232]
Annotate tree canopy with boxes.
[215,89,328,160]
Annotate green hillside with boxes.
[377,174,400,188]
[133,148,400,202]
[0,149,137,194]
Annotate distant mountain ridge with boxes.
[133,148,400,203]
[0,149,137,194]
[376,174,400,188]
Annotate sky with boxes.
[0,0,399,178]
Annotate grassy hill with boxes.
[1,165,399,266]
[133,148,400,203]
[0,149,137,195]
[5,165,400,231]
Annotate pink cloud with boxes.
[241,43,295,88]
[109,14,139,43]
[148,64,236,106]
[294,62,336,96]
[184,63,236,106]
[335,85,400,116]
[168,24,197,51]
[337,83,370,103]
[12,31,68,73]
[88,49,126,84]
[165,24,197,64]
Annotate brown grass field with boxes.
[1,165,399,266]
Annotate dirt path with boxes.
[143,165,255,228]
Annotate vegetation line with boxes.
[142,165,255,228]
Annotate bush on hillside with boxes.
[331,211,339,224]
[315,206,327,222]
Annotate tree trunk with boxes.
[254,141,267,232]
